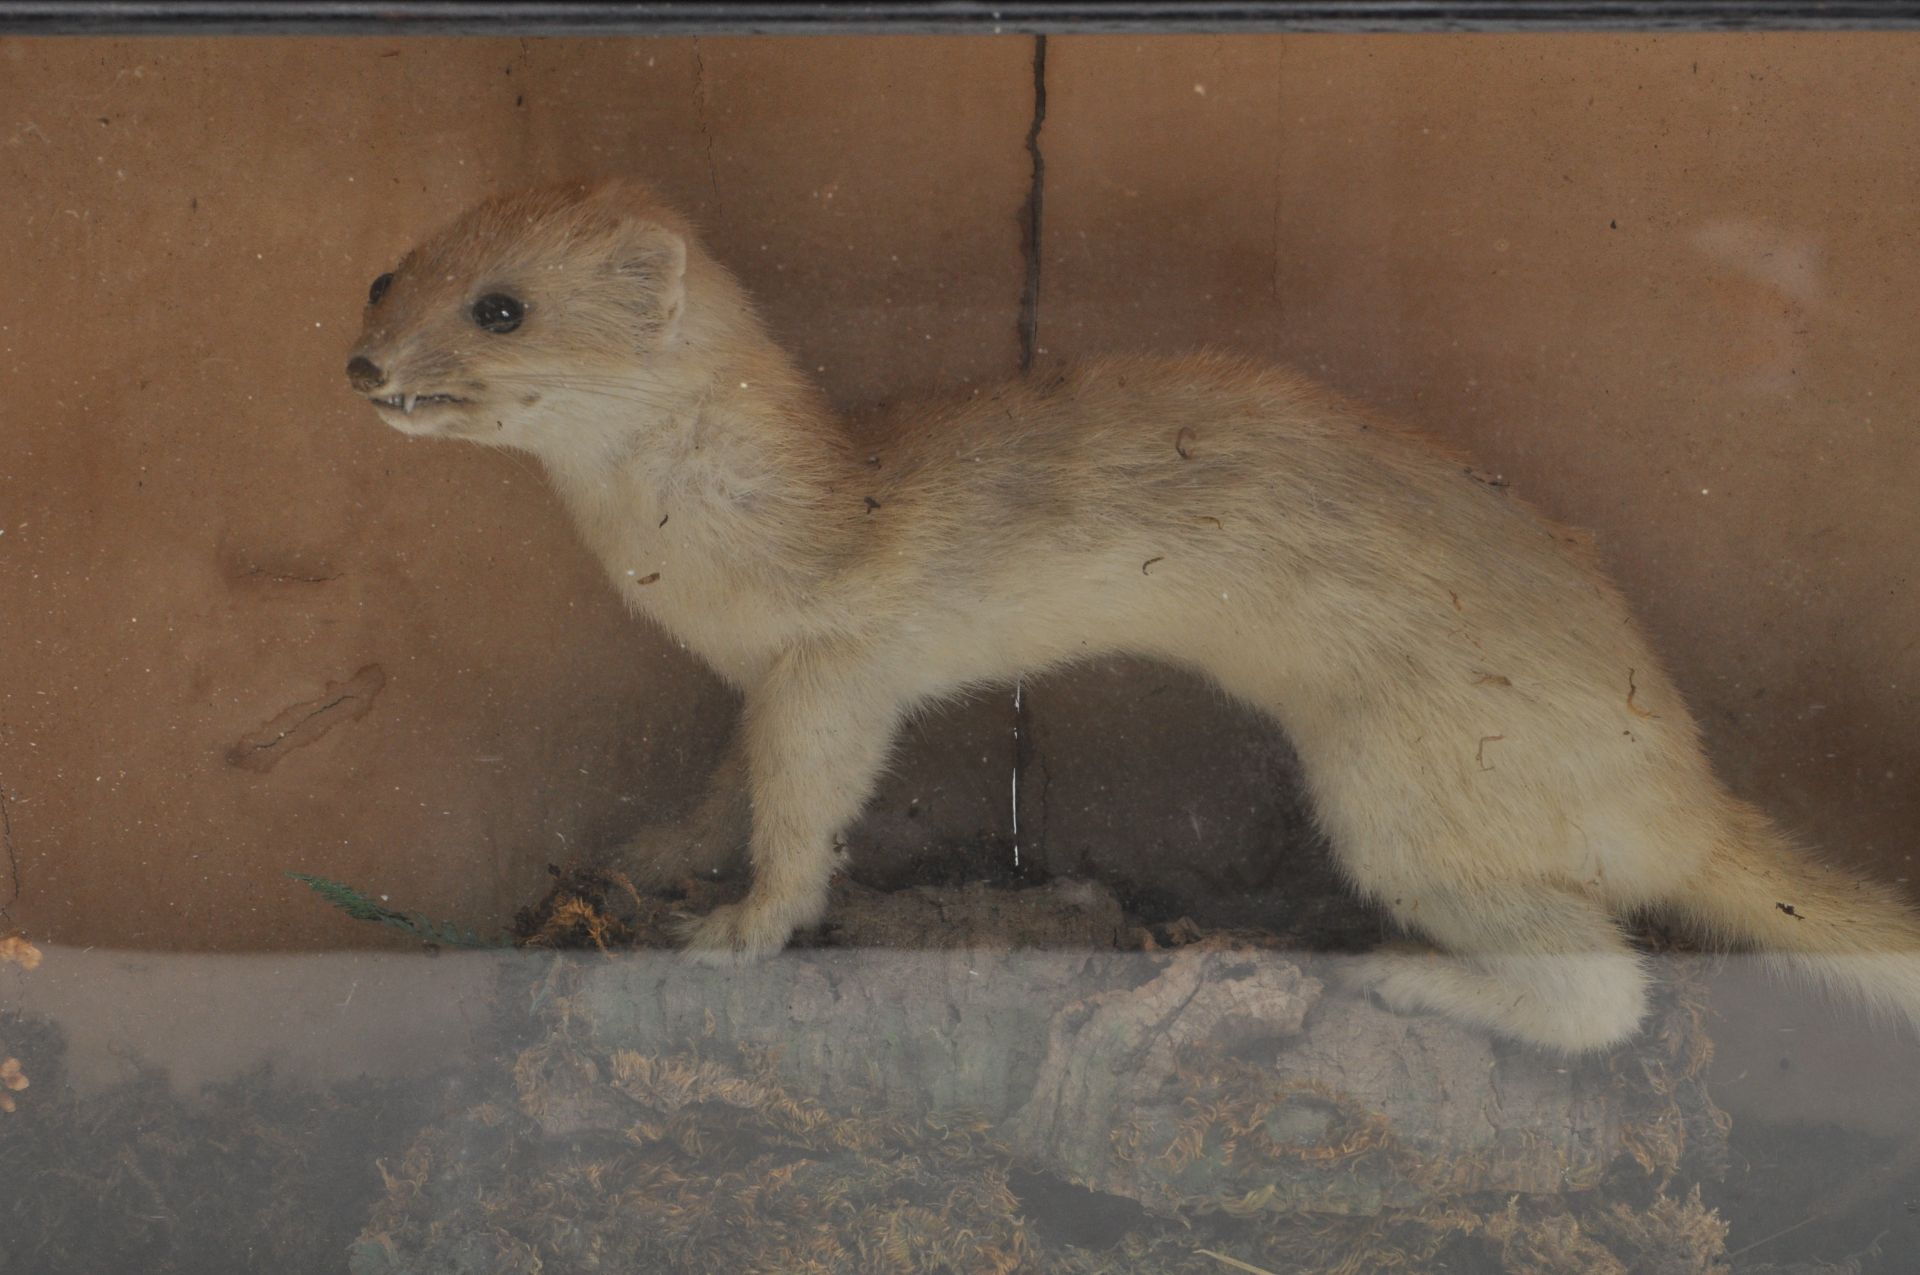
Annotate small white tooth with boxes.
[404,393,418,415]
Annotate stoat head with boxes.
[345,180,695,452]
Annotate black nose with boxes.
[346,356,386,393]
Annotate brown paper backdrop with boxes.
[2,33,1914,958]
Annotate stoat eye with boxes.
[368,272,394,306]
[472,292,525,334]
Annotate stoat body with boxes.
[347,180,1920,1053]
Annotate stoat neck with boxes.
[538,310,861,582]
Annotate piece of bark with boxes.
[548,877,1720,1215]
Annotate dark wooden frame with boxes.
[5,1,1920,36]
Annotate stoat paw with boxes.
[675,892,819,966]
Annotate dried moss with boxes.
[425,869,1741,1272]
[511,863,681,950]
[0,1010,439,1275]
[353,1021,1736,1275]
[356,1038,1039,1275]
[0,874,1748,1273]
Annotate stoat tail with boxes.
[1673,798,1920,1034]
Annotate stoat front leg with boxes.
[678,640,904,962]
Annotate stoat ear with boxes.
[608,224,688,345]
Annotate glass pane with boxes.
[3,23,1915,1274]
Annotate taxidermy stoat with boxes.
[346,179,1920,1053]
